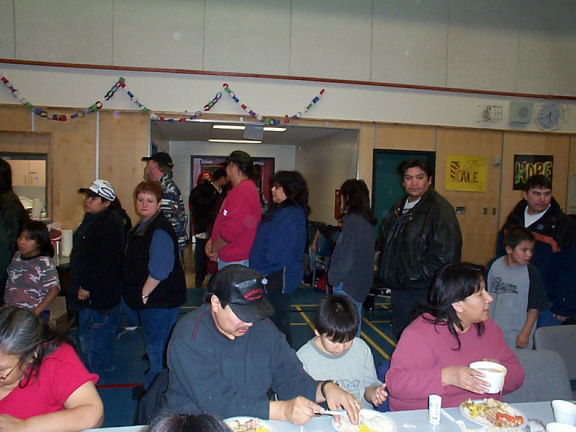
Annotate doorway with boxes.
[189,155,275,236]
[372,150,435,226]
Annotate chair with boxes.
[311,233,333,290]
[502,349,572,403]
[135,368,169,425]
[534,325,576,381]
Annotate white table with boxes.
[267,401,555,432]
[84,401,555,432]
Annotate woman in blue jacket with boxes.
[250,171,309,346]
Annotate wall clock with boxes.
[536,101,562,130]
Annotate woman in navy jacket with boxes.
[250,171,309,346]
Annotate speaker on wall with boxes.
[509,101,534,124]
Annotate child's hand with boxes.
[515,332,530,349]
[366,383,388,407]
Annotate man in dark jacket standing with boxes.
[378,158,462,338]
[68,179,125,374]
[497,174,576,327]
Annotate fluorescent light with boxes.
[263,127,286,132]
[212,125,245,130]
[208,139,262,144]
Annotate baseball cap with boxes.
[197,172,212,185]
[210,265,274,323]
[227,150,252,166]
[141,152,174,168]
[78,179,116,201]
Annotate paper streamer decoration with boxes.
[0,70,325,125]
[222,83,325,125]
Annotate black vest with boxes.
[122,212,186,311]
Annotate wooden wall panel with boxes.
[500,133,570,228]
[34,112,97,229]
[99,111,150,224]
[374,124,435,151]
[0,106,32,131]
[436,129,503,265]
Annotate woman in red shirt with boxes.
[0,307,103,431]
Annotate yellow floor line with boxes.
[362,317,397,349]
[294,305,315,330]
[360,331,390,360]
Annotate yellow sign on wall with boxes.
[445,154,488,192]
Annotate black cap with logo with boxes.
[210,264,274,323]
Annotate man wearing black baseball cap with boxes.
[165,265,361,425]
[141,152,186,251]
[205,150,262,269]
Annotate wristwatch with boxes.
[320,380,338,399]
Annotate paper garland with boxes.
[0,70,325,124]
[222,83,325,125]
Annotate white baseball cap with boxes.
[78,179,116,201]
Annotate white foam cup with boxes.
[552,400,576,426]
[469,361,507,393]
[546,422,576,432]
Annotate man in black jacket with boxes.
[378,158,462,338]
[189,168,227,287]
[68,179,125,374]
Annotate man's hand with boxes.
[270,397,322,426]
[204,239,218,262]
[515,331,530,348]
[78,288,90,301]
[323,383,361,425]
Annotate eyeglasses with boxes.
[0,361,20,381]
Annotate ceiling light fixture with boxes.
[212,125,245,130]
[263,127,286,132]
[208,139,262,144]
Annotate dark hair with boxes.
[418,263,486,349]
[212,167,227,181]
[20,221,54,257]
[314,294,358,343]
[340,179,377,225]
[503,226,535,250]
[524,174,552,191]
[396,158,433,179]
[263,171,310,221]
[148,412,231,432]
[0,159,14,195]
[228,151,253,178]
[134,180,163,202]
[0,306,73,388]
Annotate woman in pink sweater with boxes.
[386,263,524,411]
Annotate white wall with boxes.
[296,130,359,224]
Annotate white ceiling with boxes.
[151,120,354,146]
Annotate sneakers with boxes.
[125,326,138,331]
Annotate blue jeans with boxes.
[537,306,563,328]
[78,306,120,374]
[332,282,363,337]
[120,296,140,328]
[218,258,249,270]
[139,307,180,389]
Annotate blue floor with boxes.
[70,286,396,428]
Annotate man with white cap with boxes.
[165,265,361,426]
[141,152,187,251]
[68,179,125,375]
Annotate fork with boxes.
[441,409,467,431]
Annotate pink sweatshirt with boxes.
[386,315,524,411]
[211,179,261,262]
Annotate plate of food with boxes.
[331,408,397,432]
[223,416,278,432]
[459,398,527,429]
